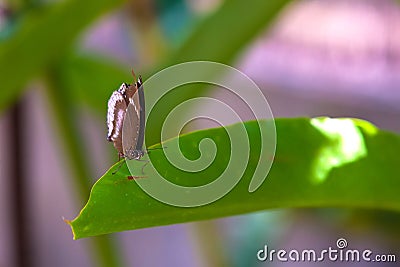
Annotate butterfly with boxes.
[107,75,145,161]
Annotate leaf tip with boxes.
[62,216,71,225]
[63,216,79,240]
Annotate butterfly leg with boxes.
[140,160,150,175]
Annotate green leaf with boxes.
[0,0,126,111]
[69,118,400,239]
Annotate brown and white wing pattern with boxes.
[107,83,130,155]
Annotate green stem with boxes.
[44,67,123,267]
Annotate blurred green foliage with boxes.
[0,0,126,110]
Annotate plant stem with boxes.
[9,99,33,267]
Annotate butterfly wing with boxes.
[107,90,127,155]
[136,82,145,151]
[122,87,141,159]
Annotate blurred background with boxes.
[1,0,400,266]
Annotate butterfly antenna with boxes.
[146,146,166,154]
[131,69,137,83]
[112,160,125,175]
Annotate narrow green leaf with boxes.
[60,54,131,113]
[0,0,126,111]
[165,0,290,64]
[69,118,400,239]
